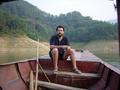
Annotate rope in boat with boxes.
[38,63,51,82]
[29,59,51,83]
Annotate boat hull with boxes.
[0,58,120,90]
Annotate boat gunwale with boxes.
[0,58,120,75]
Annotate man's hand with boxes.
[61,45,71,49]
[50,45,70,49]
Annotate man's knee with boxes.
[66,46,71,50]
[66,47,74,54]
[51,48,58,54]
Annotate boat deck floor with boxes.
[39,50,102,62]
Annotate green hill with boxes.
[0,0,117,42]
[0,10,50,40]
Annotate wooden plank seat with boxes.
[38,69,100,78]
[33,80,87,90]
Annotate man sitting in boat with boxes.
[49,25,82,74]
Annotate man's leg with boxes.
[63,47,77,69]
[51,48,58,71]
[63,47,82,74]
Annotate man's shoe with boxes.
[73,68,82,74]
[53,68,58,74]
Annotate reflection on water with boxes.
[94,53,120,69]
[108,61,120,70]
[0,48,49,64]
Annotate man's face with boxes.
[56,28,64,37]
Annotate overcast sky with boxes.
[24,0,117,21]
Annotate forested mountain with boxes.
[0,0,52,40]
[0,0,117,42]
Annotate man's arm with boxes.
[50,36,70,49]
[50,45,70,49]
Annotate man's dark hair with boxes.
[56,25,64,31]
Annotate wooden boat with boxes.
[0,50,120,90]
[0,0,120,90]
